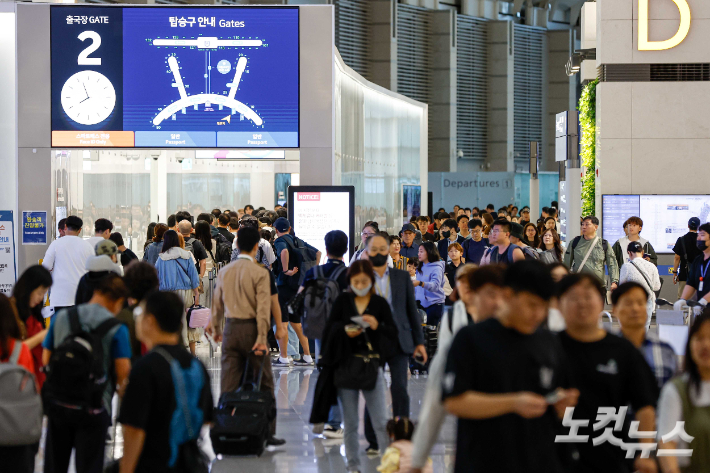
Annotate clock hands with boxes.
[80,82,90,103]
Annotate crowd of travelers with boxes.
[1,200,710,473]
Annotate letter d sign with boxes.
[639,0,691,51]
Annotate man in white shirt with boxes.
[85,218,113,250]
[619,241,661,328]
[42,216,95,311]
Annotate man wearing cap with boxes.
[75,240,124,305]
[42,216,95,312]
[673,217,703,298]
[620,241,661,327]
[273,217,321,366]
[400,223,420,260]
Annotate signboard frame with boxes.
[49,4,301,150]
[22,210,48,245]
[287,185,355,261]
[0,211,17,296]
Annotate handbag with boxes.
[630,260,662,298]
[334,330,380,391]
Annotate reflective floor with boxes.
[36,343,457,473]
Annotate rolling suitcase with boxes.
[210,353,275,456]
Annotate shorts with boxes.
[278,285,300,324]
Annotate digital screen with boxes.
[51,6,299,148]
[402,185,421,225]
[289,187,355,265]
[602,195,710,253]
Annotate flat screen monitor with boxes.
[602,194,710,253]
[50,6,299,149]
[288,186,355,265]
[402,185,421,226]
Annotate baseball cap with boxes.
[401,223,416,234]
[274,217,291,233]
[65,215,83,230]
[689,217,701,230]
[510,222,524,240]
[627,241,644,254]
[95,239,118,256]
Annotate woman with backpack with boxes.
[10,265,52,389]
[142,223,168,265]
[315,260,398,473]
[412,242,446,328]
[0,293,39,473]
[155,230,201,354]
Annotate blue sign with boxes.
[50,6,300,149]
[22,211,48,245]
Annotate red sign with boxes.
[297,193,320,201]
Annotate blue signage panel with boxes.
[22,211,48,245]
[51,6,299,149]
[0,211,17,295]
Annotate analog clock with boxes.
[61,70,116,126]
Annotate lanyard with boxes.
[699,257,710,292]
[375,272,391,301]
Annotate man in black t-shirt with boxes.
[442,261,579,473]
[672,217,702,298]
[119,291,213,473]
[557,273,658,473]
[676,222,710,315]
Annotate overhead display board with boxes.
[50,6,299,149]
[603,194,710,253]
[288,186,355,265]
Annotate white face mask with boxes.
[351,283,372,297]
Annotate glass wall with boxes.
[51,149,298,257]
[334,53,427,236]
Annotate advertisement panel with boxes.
[402,185,421,225]
[602,194,710,253]
[50,6,299,148]
[288,186,355,264]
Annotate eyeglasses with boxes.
[362,232,375,237]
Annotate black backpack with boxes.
[277,236,318,288]
[213,235,232,264]
[301,265,347,339]
[42,308,122,414]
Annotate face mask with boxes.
[698,239,708,251]
[351,283,372,297]
[370,253,388,267]
[442,231,451,239]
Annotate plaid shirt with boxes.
[640,332,678,389]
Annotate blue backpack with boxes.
[154,348,208,472]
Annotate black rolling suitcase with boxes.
[210,353,275,456]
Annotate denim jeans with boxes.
[364,353,410,448]
[338,369,390,471]
[424,303,444,328]
[287,323,300,357]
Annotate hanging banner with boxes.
[22,211,48,245]
[0,211,17,296]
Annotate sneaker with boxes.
[365,447,379,456]
[266,437,286,446]
[272,357,292,368]
[323,426,344,439]
[294,355,314,366]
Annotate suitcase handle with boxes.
[237,350,268,393]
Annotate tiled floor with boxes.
[38,344,457,473]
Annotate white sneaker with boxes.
[294,355,314,366]
[273,357,292,368]
[323,426,344,439]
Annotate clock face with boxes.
[61,71,116,126]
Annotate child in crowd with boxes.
[378,418,432,473]
[406,260,418,280]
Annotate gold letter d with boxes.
[639,0,691,51]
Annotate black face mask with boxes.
[698,239,708,251]
[442,231,451,239]
[370,253,388,267]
